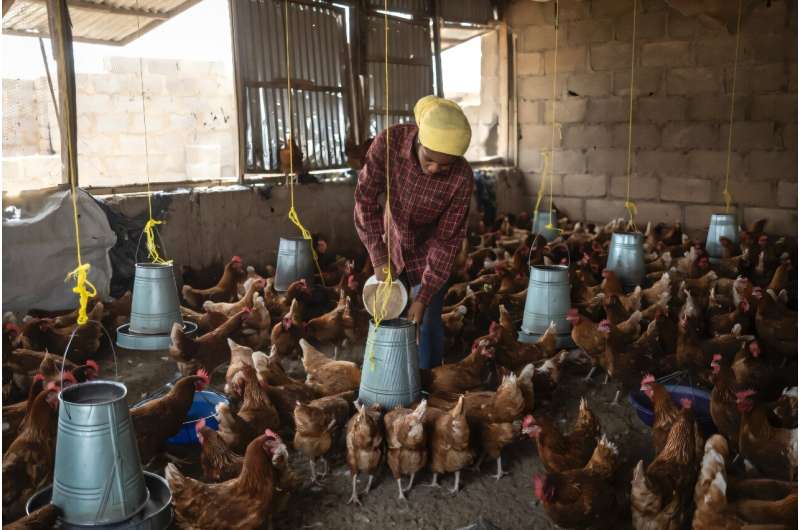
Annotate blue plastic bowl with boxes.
[166,390,229,445]
[628,384,716,438]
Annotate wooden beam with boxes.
[3,27,127,46]
[3,0,17,17]
[117,0,203,45]
[45,0,78,188]
[229,0,246,182]
[24,0,169,19]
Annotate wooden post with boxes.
[228,0,247,181]
[431,0,444,97]
[45,0,78,188]
[497,21,511,166]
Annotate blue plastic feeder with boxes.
[628,384,716,438]
[133,389,228,446]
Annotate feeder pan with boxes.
[26,471,172,530]
[117,262,195,350]
[517,329,575,349]
[132,389,228,446]
[116,321,198,351]
[629,384,716,438]
[362,275,408,321]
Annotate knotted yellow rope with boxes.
[624,0,639,232]
[368,0,396,371]
[51,0,93,326]
[723,0,743,213]
[283,0,325,285]
[132,5,170,265]
[65,264,97,325]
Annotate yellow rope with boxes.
[624,0,639,232]
[545,0,559,232]
[368,0,395,371]
[723,0,743,213]
[283,0,325,285]
[132,6,169,265]
[50,0,93,326]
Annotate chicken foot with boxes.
[347,473,361,506]
[610,389,621,406]
[492,456,508,480]
[427,473,441,488]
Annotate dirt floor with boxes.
[107,338,654,530]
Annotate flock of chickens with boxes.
[1,210,798,529]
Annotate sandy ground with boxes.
[105,338,653,530]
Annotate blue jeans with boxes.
[411,283,445,369]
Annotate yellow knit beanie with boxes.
[413,95,472,157]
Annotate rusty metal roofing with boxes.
[2,0,203,46]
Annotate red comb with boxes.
[33,373,45,383]
[680,398,692,409]
[196,368,209,386]
[712,354,722,361]
[195,418,206,433]
[522,415,534,428]
[736,389,757,399]
[264,428,279,439]
[641,374,655,385]
[63,371,77,384]
[86,360,100,374]
[46,381,60,392]
[232,256,242,263]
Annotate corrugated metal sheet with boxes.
[365,14,434,136]
[439,0,494,24]
[3,0,198,45]
[232,0,350,172]
[367,0,429,17]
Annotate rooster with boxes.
[166,429,285,530]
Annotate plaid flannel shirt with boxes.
[354,124,473,306]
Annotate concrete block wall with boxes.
[3,57,236,192]
[508,0,798,237]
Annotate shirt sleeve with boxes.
[416,167,474,306]
[353,130,388,270]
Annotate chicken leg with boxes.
[319,456,329,477]
[610,389,621,406]
[450,471,461,494]
[363,474,375,495]
[471,453,486,472]
[347,474,361,505]
[396,478,408,501]
[492,456,508,480]
[403,472,416,492]
[583,366,597,382]
[428,473,440,488]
